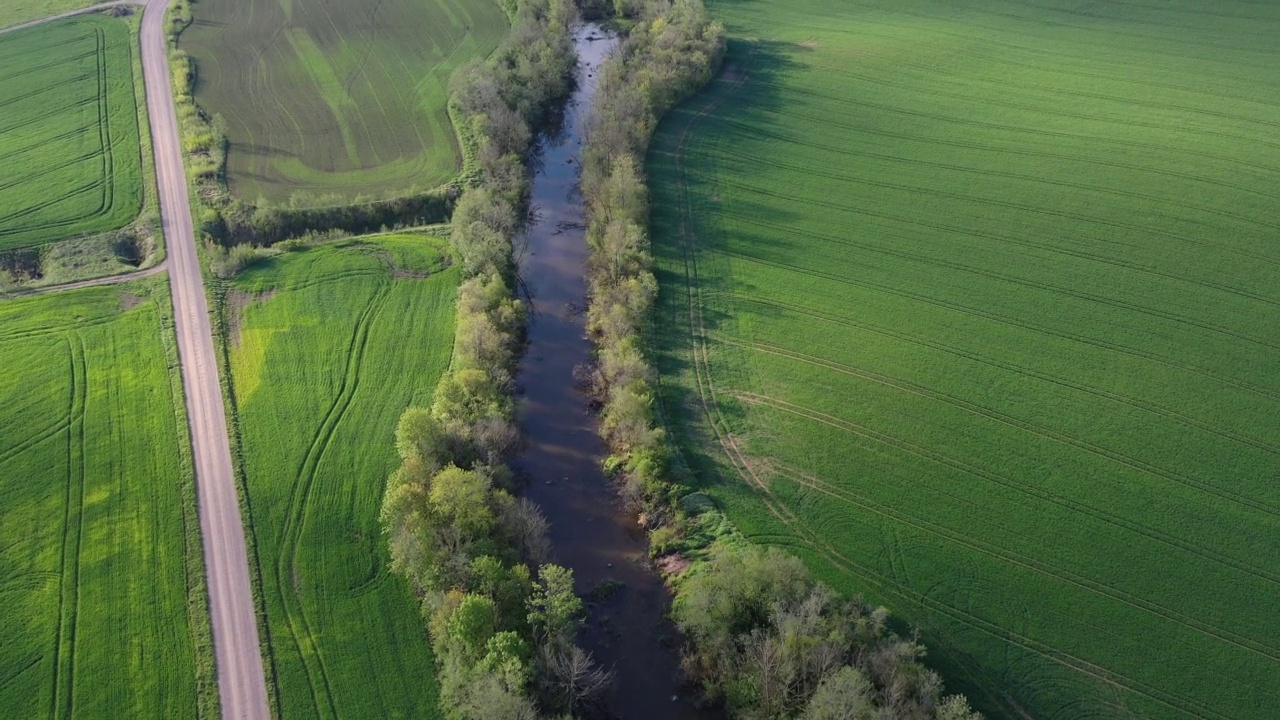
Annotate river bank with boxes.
[514,22,708,720]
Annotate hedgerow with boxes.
[378,2,611,717]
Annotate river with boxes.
[514,22,709,720]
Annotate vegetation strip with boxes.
[375,1,635,717]
[577,1,984,717]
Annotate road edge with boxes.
[138,0,272,718]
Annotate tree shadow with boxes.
[645,38,803,495]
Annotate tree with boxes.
[379,469,432,589]
[470,555,533,631]
[527,564,583,650]
[433,368,509,426]
[934,695,983,720]
[496,495,552,566]
[801,666,875,720]
[396,407,449,470]
[673,544,811,655]
[446,594,498,665]
[540,644,613,714]
[456,670,539,720]
[429,465,495,537]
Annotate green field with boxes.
[179,0,508,205]
[223,235,458,718]
[0,0,95,31]
[0,15,143,252]
[0,281,205,719]
[649,1,1280,718]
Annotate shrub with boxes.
[675,544,976,719]
[208,243,266,279]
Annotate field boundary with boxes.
[206,278,282,719]
[0,0,132,35]
[161,0,503,249]
[0,274,216,719]
[209,234,459,719]
[0,7,167,290]
[147,273,221,720]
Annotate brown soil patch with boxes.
[119,292,146,311]
[655,553,692,578]
[224,288,276,347]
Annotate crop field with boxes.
[649,0,1280,718]
[0,15,143,252]
[0,0,94,32]
[179,0,508,204]
[223,235,457,718]
[0,281,203,719]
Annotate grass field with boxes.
[0,280,207,719]
[649,1,1280,718]
[0,15,143,252]
[0,0,96,31]
[179,0,508,205]
[223,234,458,719]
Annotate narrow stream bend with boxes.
[515,23,707,720]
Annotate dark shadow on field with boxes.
[646,37,799,486]
[648,34,1057,720]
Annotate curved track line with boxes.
[725,338,1280,512]
[657,46,1261,720]
[50,336,86,720]
[734,391,1280,587]
[271,282,391,720]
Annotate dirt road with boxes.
[138,0,272,718]
[0,263,166,298]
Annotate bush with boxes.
[208,243,266,279]
[675,544,979,720]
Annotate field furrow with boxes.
[649,1,1280,717]
[179,0,508,203]
[225,236,457,718]
[0,16,141,252]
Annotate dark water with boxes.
[514,23,709,720]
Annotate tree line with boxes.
[378,2,612,718]
[578,1,985,718]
